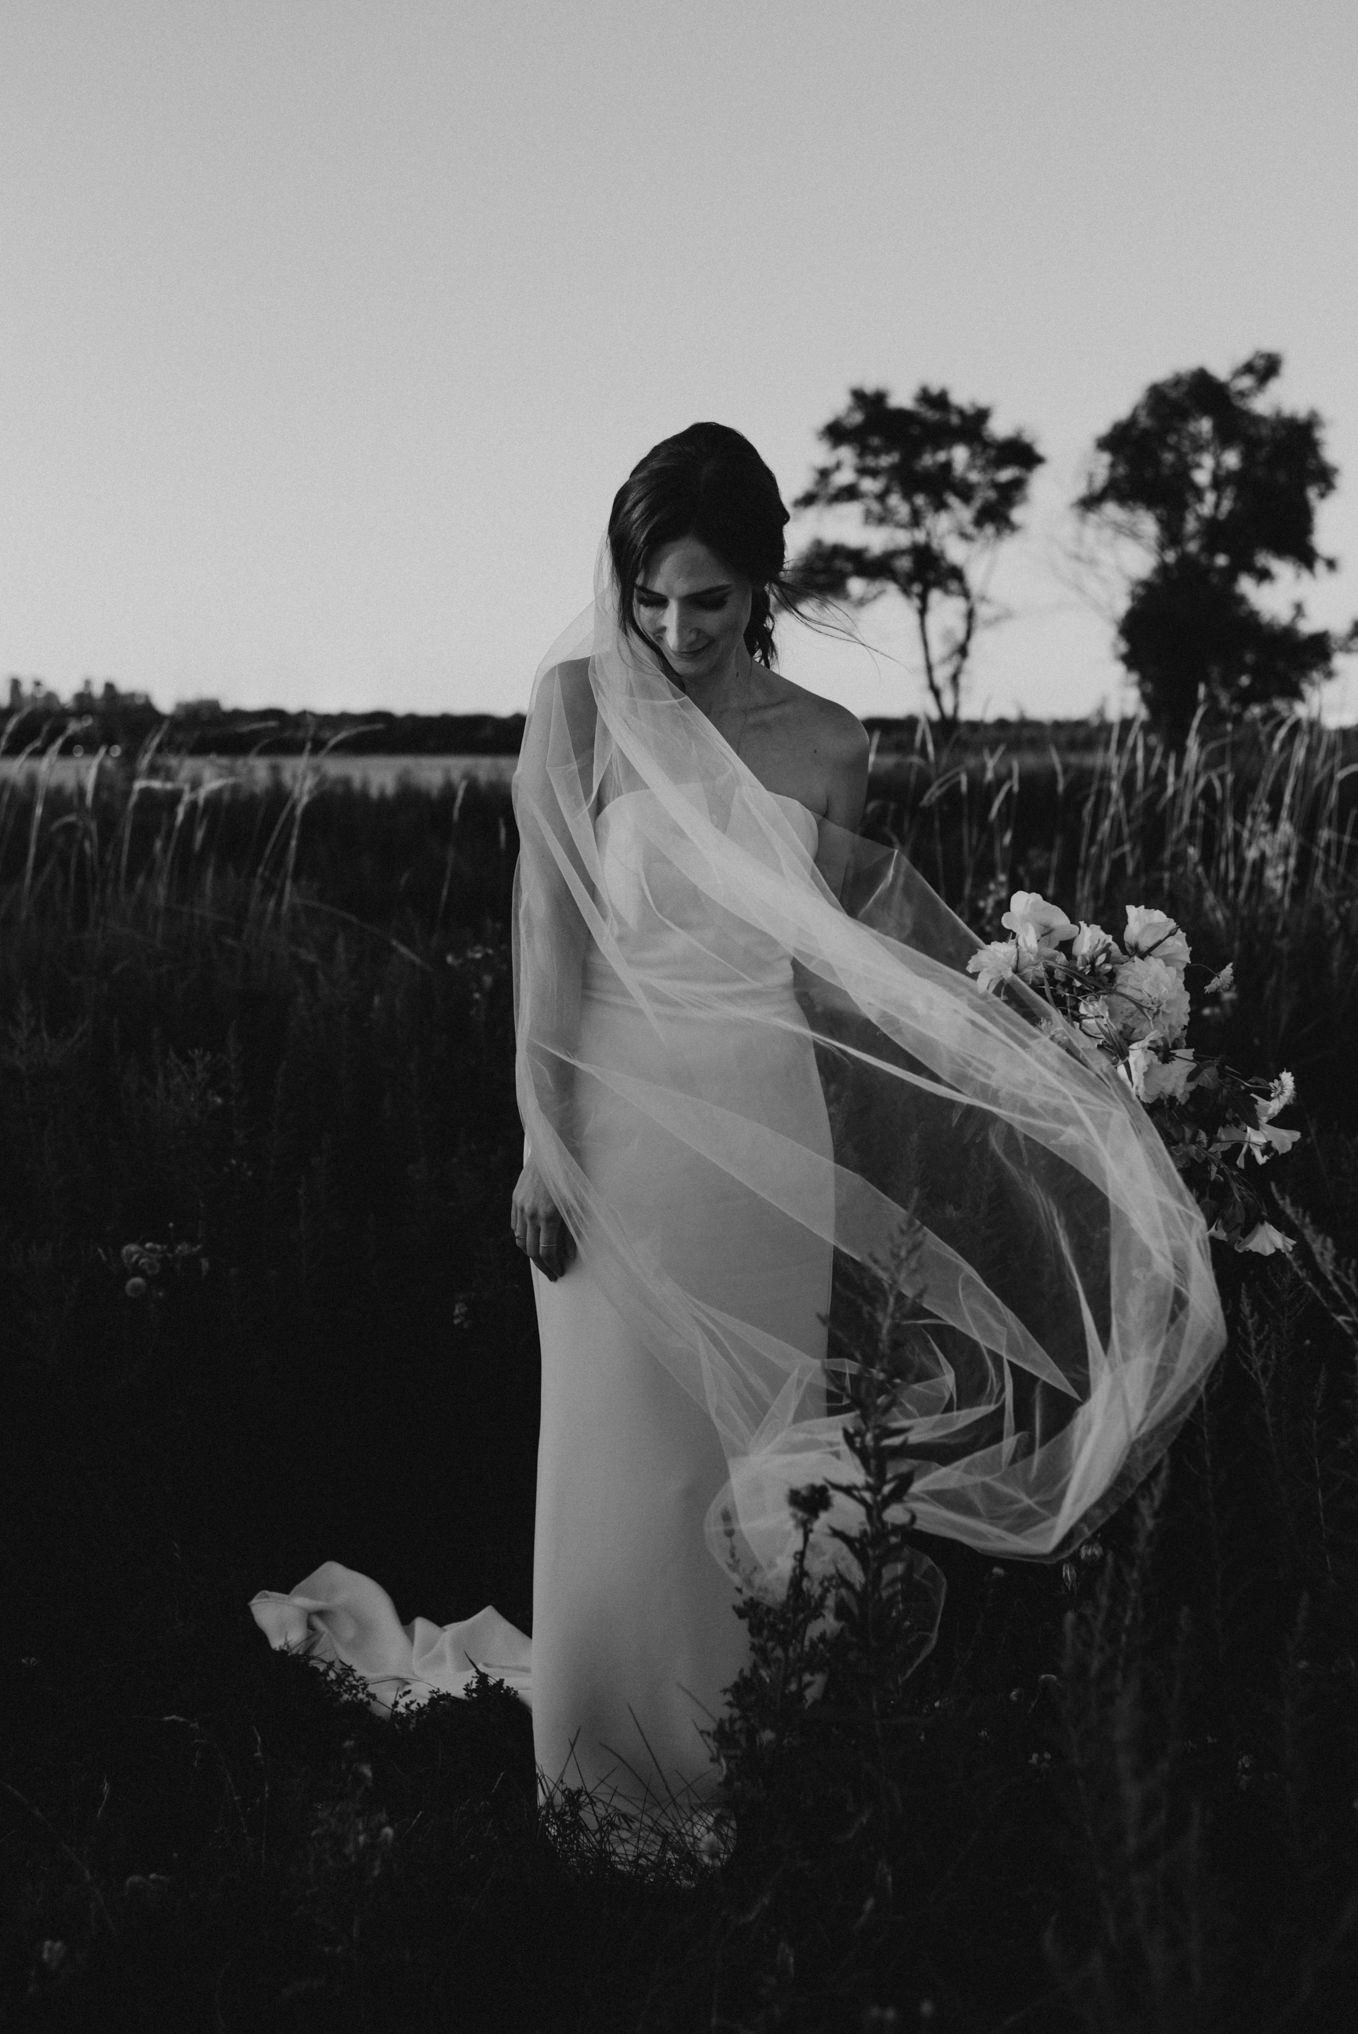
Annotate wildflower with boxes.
[1123,905,1191,971]
[1238,1221,1296,1256]
[1257,1070,1296,1123]
[1077,993,1111,1038]
[1105,957,1191,1047]
[1002,891,1078,951]
[1070,920,1119,970]
[966,940,1019,994]
[1143,1051,1196,1103]
[1011,926,1056,984]
[1218,1081,1302,1165]
[1229,1119,1302,1166]
[121,1242,166,1280]
[114,1235,208,1293]
[1120,1039,1196,1105]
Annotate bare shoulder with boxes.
[756,671,869,829]
[520,656,599,793]
[805,689,869,767]
[536,654,592,710]
[533,654,596,734]
[766,670,867,757]
[768,675,866,785]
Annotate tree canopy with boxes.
[792,385,1043,732]
[1075,351,1355,740]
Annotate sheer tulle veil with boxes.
[512,540,1226,1649]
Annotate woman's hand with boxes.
[511,1160,575,1281]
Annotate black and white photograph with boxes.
[3,4,1356,2029]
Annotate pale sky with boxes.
[3,0,1356,724]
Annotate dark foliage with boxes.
[2,758,1356,2030]
[793,385,1044,732]
[1076,352,1358,741]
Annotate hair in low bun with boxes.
[608,423,793,666]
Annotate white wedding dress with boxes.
[251,790,833,1842]
[253,558,1227,1863]
[530,789,831,1818]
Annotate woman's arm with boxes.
[814,702,871,899]
[511,898,585,1282]
[510,659,596,1280]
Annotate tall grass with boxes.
[3,717,1357,2030]
[870,708,1358,1124]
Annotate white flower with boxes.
[1011,927,1055,984]
[1123,906,1191,972]
[1105,957,1192,1047]
[1002,892,1078,951]
[1070,921,1119,970]
[1256,1071,1296,1124]
[1204,962,1236,998]
[967,940,1019,994]
[1117,1040,1153,1100]
[1140,1046,1196,1104]
[1239,1221,1296,1256]
[1077,993,1112,1039]
[1222,1121,1302,1167]
[1118,1038,1194,1103]
[1252,1122,1302,1163]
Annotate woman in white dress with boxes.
[513,425,868,1828]
[254,424,1225,1858]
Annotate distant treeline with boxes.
[2,678,1126,760]
[1,682,528,757]
[170,706,531,757]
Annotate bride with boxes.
[253,423,1225,1853]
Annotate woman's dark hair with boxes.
[608,422,800,667]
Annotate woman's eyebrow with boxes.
[635,581,732,598]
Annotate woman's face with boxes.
[634,535,752,684]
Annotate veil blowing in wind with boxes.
[256,423,1225,1852]
[513,538,1226,1628]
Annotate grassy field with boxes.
[3,714,1357,2032]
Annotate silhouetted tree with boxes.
[792,385,1043,732]
[1074,351,1356,741]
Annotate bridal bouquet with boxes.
[966,892,1301,1255]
